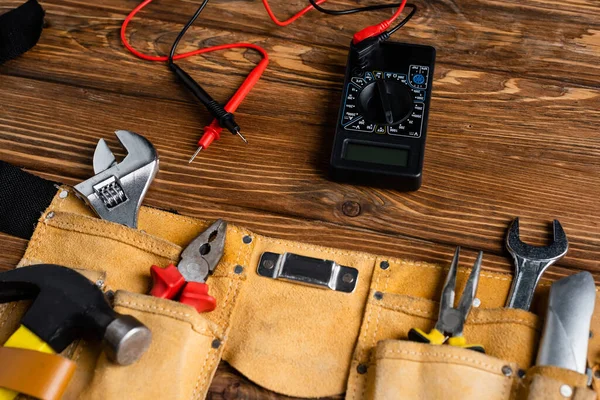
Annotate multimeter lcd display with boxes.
[343,142,409,167]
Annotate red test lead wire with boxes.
[261,0,327,27]
[261,0,408,45]
[121,0,405,158]
[352,0,407,43]
[120,0,269,159]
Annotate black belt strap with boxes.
[0,161,58,240]
[0,0,45,65]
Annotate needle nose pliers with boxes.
[150,219,227,313]
[408,247,485,353]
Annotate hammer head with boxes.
[0,265,151,365]
[506,218,569,262]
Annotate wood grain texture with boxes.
[0,0,599,398]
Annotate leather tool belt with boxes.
[1,161,599,399]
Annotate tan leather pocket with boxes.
[368,340,517,400]
[0,206,227,400]
[347,258,543,400]
[80,291,222,400]
[220,233,377,398]
[359,292,541,369]
[21,209,183,293]
[522,366,596,400]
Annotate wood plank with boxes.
[0,72,598,269]
[1,0,599,397]
[1,0,599,97]
[0,233,27,270]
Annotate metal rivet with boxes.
[472,298,481,308]
[243,235,252,244]
[357,364,368,374]
[559,384,572,398]
[211,339,221,349]
[234,265,244,274]
[374,291,384,300]
[380,261,390,270]
[263,260,274,270]
[517,369,526,379]
[594,369,600,379]
[105,290,115,305]
[501,365,513,377]
[59,190,68,199]
[46,211,55,219]
[95,279,104,289]
[342,273,355,284]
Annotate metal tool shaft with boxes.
[505,257,553,310]
[537,271,595,373]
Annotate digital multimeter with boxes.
[329,41,436,191]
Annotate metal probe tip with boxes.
[188,146,202,164]
[236,130,248,144]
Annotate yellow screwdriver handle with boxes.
[0,325,55,400]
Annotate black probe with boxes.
[168,0,246,154]
[168,63,245,142]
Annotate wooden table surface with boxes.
[1,0,599,398]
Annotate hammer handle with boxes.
[0,325,55,400]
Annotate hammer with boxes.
[0,265,152,398]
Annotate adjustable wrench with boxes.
[505,218,569,310]
[74,130,159,229]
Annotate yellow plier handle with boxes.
[408,327,446,345]
[447,336,485,353]
[408,328,485,353]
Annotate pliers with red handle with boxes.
[150,219,227,313]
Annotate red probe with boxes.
[121,0,269,162]
[121,1,407,159]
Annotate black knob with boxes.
[358,80,413,126]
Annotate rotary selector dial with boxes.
[358,80,414,126]
[340,67,429,137]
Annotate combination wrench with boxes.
[505,218,569,310]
